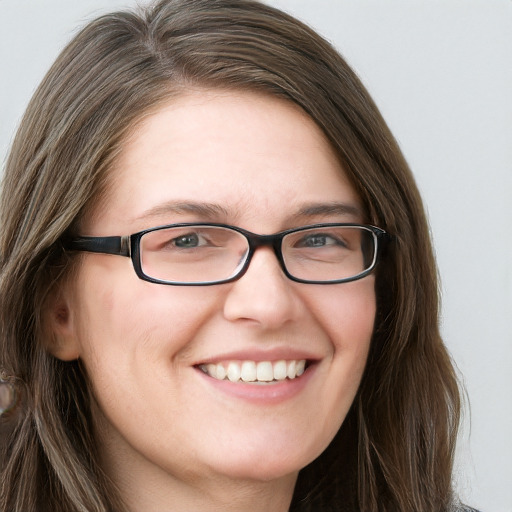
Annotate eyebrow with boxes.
[133,200,362,225]
[295,201,362,219]
[133,201,231,223]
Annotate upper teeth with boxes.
[199,360,306,383]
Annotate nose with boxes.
[223,246,303,329]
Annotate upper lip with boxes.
[193,347,322,366]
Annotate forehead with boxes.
[88,89,362,234]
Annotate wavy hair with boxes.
[0,1,461,510]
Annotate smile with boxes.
[198,359,307,384]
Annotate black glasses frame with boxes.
[64,222,389,286]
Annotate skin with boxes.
[49,90,376,512]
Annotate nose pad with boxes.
[223,247,302,329]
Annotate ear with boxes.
[44,282,81,361]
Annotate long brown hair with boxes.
[0,1,461,510]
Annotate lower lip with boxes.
[195,364,316,404]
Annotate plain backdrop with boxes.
[1,1,511,511]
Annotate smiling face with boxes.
[51,90,376,507]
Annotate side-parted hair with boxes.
[0,1,461,511]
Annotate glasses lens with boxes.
[282,226,376,282]
[140,226,248,284]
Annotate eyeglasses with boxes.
[65,223,388,286]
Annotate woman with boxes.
[0,0,469,510]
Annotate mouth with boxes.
[197,359,309,384]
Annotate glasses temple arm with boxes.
[64,235,131,257]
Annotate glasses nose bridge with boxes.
[244,231,285,269]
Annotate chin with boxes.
[208,442,323,483]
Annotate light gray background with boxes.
[1,1,511,511]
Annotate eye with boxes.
[296,233,346,248]
[172,232,208,248]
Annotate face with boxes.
[53,90,375,493]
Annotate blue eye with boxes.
[298,233,345,248]
[173,233,204,248]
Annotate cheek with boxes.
[306,277,376,353]
[301,279,376,399]
[308,279,376,403]
[70,268,225,441]
[71,260,223,387]
[288,279,375,458]
[330,280,376,390]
